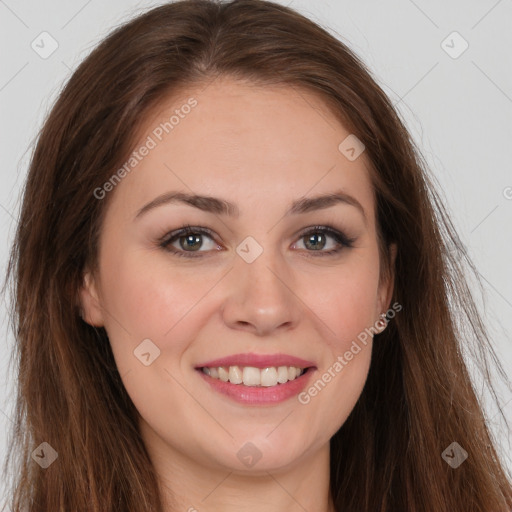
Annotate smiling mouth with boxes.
[197,365,313,387]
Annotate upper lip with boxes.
[195,352,316,369]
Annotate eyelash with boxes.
[158,224,356,259]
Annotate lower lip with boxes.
[196,368,316,405]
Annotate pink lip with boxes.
[196,367,316,405]
[195,352,316,370]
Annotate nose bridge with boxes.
[235,233,282,285]
[240,249,284,296]
[221,237,300,335]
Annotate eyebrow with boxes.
[134,189,367,224]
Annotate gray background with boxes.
[1,0,511,505]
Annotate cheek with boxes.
[97,248,211,371]
[303,250,381,355]
[296,264,379,434]
[326,278,378,349]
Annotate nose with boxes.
[220,248,301,337]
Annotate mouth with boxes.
[197,364,313,387]
[194,364,316,405]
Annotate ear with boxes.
[376,242,397,317]
[79,269,105,327]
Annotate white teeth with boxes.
[228,365,243,384]
[277,366,289,384]
[242,366,260,386]
[288,366,297,380]
[260,367,278,387]
[201,365,307,386]
[217,366,228,382]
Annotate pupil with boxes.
[306,233,325,250]
[182,234,201,251]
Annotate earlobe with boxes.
[79,270,105,327]
[378,242,398,317]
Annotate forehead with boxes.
[107,77,376,223]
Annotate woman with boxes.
[4,0,512,510]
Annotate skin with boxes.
[80,76,396,512]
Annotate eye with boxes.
[158,224,356,258]
[292,226,356,257]
[159,225,220,258]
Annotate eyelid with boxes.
[158,224,356,258]
[294,225,356,246]
[158,225,220,258]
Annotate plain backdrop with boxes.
[1,0,511,505]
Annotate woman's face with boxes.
[81,77,394,475]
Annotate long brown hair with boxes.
[3,1,511,510]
